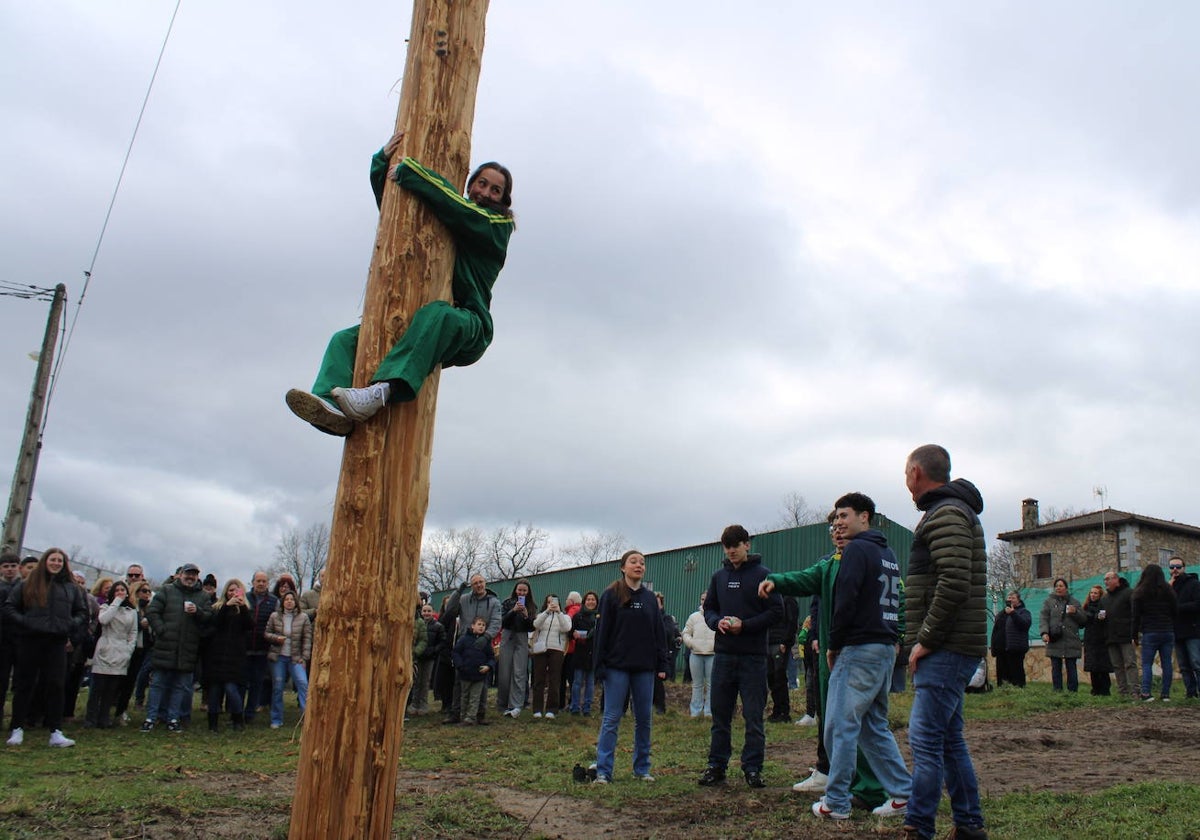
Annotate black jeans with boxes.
[707,653,768,774]
[10,634,68,731]
[767,647,791,717]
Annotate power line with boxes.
[0,281,57,302]
[44,0,183,431]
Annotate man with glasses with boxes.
[1099,571,1137,698]
[125,565,145,586]
[1168,558,1200,699]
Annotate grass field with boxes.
[1,682,1197,838]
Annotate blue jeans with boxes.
[689,653,714,717]
[1140,631,1174,698]
[569,668,595,714]
[146,669,191,723]
[271,656,309,725]
[907,649,984,840]
[595,669,654,779]
[823,644,912,814]
[1049,656,1079,691]
[243,655,269,721]
[707,653,767,774]
[1176,637,1200,697]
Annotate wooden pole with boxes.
[288,3,489,838]
[2,283,66,554]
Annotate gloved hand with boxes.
[474,634,491,651]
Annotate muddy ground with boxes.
[151,701,1196,840]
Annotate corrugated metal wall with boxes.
[432,516,914,648]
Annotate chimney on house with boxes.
[1021,498,1039,530]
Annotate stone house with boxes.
[997,499,1200,585]
[994,499,1200,684]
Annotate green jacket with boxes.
[369,150,515,340]
[412,614,428,661]
[147,578,214,672]
[904,479,988,658]
[766,552,887,807]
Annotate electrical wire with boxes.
[42,0,183,432]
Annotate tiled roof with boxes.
[998,508,1200,541]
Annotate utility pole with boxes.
[288,2,490,838]
[2,283,66,555]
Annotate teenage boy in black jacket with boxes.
[698,525,782,789]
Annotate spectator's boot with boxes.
[208,712,220,733]
[232,713,245,732]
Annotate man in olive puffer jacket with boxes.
[902,444,988,840]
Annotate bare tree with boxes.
[774,492,827,529]
[419,526,484,593]
[1040,505,1088,524]
[483,520,553,581]
[987,539,1030,611]
[272,522,330,590]
[558,530,627,567]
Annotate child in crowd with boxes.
[451,617,495,726]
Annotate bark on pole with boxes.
[289,2,489,838]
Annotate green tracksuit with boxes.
[766,553,887,807]
[311,150,515,403]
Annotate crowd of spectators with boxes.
[1,549,320,747]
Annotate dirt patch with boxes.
[60,702,1196,840]
[964,704,1200,797]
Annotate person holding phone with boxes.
[530,594,571,718]
[205,579,253,732]
[85,580,138,729]
[498,580,535,718]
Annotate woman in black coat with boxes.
[204,579,253,731]
[3,547,87,747]
[1081,584,1113,696]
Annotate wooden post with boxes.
[288,3,490,838]
[2,283,66,554]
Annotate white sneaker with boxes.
[48,730,75,748]
[285,389,353,436]
[331,383,390,423]
[506,708,521,718]
[811,796,849,820]
[544,711,555,720]
[635,773,655,782]
[532,712,542,719]
[796,714,817,726]
[792,769,828,793]
[6,728,23,746]
[872,798,908,817]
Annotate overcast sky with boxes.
[1,1,1197,584]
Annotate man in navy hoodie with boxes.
[698,525,783,789]
[810,493,912,821]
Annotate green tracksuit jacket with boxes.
[311,151,515,402]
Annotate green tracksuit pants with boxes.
[312,301,489,403]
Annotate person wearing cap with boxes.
[19,557,37,581]
[141,563,212,732]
